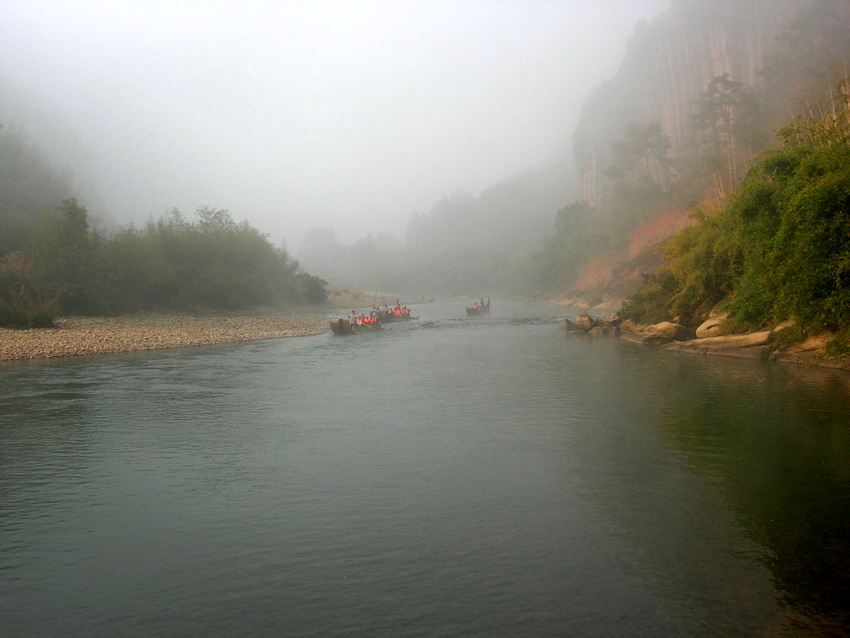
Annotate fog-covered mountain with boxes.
[555,0,850,304]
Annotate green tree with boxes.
[28,198,107,314]
[622,82,850,351]
[604,121,673,192]
[0,252,60,328]
[520,200,598,293]
[694,74,762,185]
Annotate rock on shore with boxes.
[0,310,328,361]
[664,330,773,359]
[564,313,850,372]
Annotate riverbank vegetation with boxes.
[619,83,850,355]
[0,125,327,328]
[4,2,849,334]
[520,2,850,313]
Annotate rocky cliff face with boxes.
[573,0,808,206]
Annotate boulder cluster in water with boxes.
[0,311,327,361]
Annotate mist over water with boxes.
[3,3,850,633]
[2,300,849,635]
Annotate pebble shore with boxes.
[0,310,328,361]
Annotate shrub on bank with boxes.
[0,253,59,328]
[17,202,328,316]
[621,83,850,345]
[0,291,60,328]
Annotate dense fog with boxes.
[0,0,668,254]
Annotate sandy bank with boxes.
[0,310,328,361]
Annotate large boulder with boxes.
[617,318,680,345]
[621,330,673,345]
[600,314,621,327]
[618,319,648,334]
[589,324,617,338]
[665,330,773,359]
[770,332,850,370]
[770,319,796,338]
[695,312,730,338]
[574,313,597,332]
[648,321,690,341]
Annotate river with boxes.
[2,299,849,636]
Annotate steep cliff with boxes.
[558,0,850,308]
[573,0,807,206]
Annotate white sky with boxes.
[0,0,668,247]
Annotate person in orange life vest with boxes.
[395,298,401,310]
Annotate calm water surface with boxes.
[2,300,849,636]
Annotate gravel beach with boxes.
[0,310,328,361]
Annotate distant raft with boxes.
[466,299,491,315]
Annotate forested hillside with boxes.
[527,0,850,306]
[621,85,850,353]
[298,159,576,295]
[298,0,850,303]
[5,0,848,320]
[0,124,326,327]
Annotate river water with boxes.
[2,300,849,637]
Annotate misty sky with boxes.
[0,0,668,249]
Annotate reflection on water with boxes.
[1,300,849,636]
[656,355,850,634]
[616,345,850,634]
